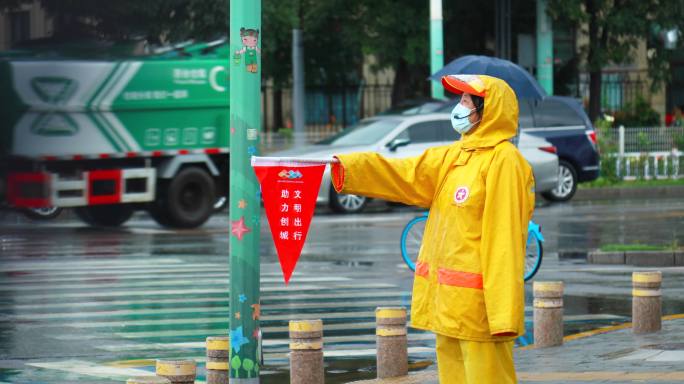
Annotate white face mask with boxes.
[450,103,480,134]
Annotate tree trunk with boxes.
[391,59,410,107]
[391,60,430,107]
[589,70,602,122]
[273,89,283,131]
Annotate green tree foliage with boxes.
[1,0,227,42]
[613,96,661,127]
[546,0,684,121]
[359,0,429,104]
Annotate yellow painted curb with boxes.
[155,360,196,376]
[289,319,323,332]
[376,308,406,319]
[126,376,171,384]
[206,361,229,370]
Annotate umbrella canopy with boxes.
[429,55,547,99]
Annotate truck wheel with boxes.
[22,206,63,220]
[75,205,134,227]
[156,167,215,228]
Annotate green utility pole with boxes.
[430,0,445,100]
[229,1,262,382]
[536,0,553,95]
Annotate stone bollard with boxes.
[375,307,408,378]
[155,359,196,384]
[126,377,171,384]
[289,319,324,384]
[533,281,564,348]
[206,336,230,384]
[632,271,662,334]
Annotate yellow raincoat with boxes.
[332,75,534,343]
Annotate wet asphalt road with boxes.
[1,197,684,383]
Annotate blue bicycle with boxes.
[400,212,544,281]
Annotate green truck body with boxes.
[1,41,233,228]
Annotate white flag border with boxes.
[251,156,339,167]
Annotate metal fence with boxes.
[261,82,393,133]
[259,131,340,154]
[577,71,650,112]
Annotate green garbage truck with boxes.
[0,40,231,228]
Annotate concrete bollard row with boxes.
[206,336,230,384]
[155,359,196,384]
[375,307,408,378]
[289,319,324,384]
[632,271,662,334]
[533,281,564,348]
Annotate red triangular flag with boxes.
[252,159,326,284]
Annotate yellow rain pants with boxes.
[436,334,516,384]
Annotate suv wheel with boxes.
[542,160,578,202]
[329,187,368,214]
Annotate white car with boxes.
[271,114,559,213]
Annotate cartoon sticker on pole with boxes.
[234,28,260,73]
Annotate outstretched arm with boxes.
[331,146,449,208]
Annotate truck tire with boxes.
[152,166,215,228]
[75,205,134,227]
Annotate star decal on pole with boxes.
[231,216,251,240]
[229,326,249,353]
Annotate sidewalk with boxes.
[350,315,684,383]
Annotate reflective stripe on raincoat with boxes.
[331,75,535,342]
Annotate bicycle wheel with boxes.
[400,215,427,271]
[523,232,543,281]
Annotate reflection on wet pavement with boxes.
[0,197,683,382]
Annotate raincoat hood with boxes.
[442,74,518,150]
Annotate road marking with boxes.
[8,283,397,300]
[3,291,411,311]
[97,333,437,352]
[0,276,351,291]
[24,301,408,324]
[26,360,154,381]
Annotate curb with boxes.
[588,250,684,266]
[574,185,684,201]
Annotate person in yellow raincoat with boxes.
[331,74,535,383]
